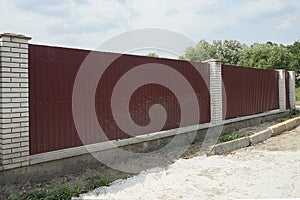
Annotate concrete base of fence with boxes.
[0,110,289,184]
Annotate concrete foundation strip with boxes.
[207,116,300,156]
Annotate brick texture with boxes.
[277,70,286,110]
[208,60,223,125]
[288,71,296,109]
[0,33,30,169]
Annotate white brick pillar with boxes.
[276,69,286,110]
[288,71,296,109]
[0,33,30,170]
[206,59,223,125]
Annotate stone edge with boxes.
[207,115,300,156]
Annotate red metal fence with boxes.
[222,65,279,119]
[29,44,211,155]
[29,44,284,155]
[29,45,87,155]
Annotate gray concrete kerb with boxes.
[207,115,300,156]
[268,122,286,136]
[284,118,298,130]
[248,129,272,145]
[207,137,250,156]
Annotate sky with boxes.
[1,0,300,54]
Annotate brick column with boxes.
[288,71,296,109]
[207,59,223,125]
[276,69,286,110]
[0,33,30,170]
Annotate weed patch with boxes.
[219,134,241,142]
[8,185,82,200]
[87,176,115,190]
[289,109,300,118]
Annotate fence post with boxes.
[288,71,296,109]
[207,59,223,125]
[276,69,286,110]
[0,33,31,170]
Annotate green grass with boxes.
[7,175,116,200]
[87,176,114,190]
[296,87,300,101]
[9,185,83,200]
[219,134,241,142]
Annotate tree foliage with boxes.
[179,40,212,62]
[287,41,300,75]
[180,39,300,76]
[211,40,247,65]
[238,42,292,71]
[146,53,159,58]
[180,39,247,65]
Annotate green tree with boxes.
[180,40,213,62]
[180,39,247,65]
[211,39,247,65]
[147,53,159,58]
[238,43,292,71]
[287,41,300,75]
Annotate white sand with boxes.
[78,127,300,200]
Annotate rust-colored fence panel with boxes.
[29,45,88,155]
[29,44,211,155]
[222,65,279,119]
[285,72,291,109]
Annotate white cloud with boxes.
[0,0,299,50]
[231,0,300,28]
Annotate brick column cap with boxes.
[0,33,31,40]
[203,58,221,63]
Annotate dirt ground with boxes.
[0,117,294,199]
[79,126,300,199]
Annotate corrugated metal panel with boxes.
[222,65,279,119]
[94,55,211,141]
[29,45,89,154]
[29,44,211,155]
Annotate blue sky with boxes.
[1,0,300,52]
